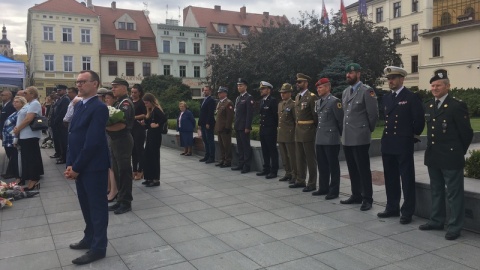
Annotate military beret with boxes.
[56,84,68,90]
[296,73,311,82]
[430,69,448,84]
[218,86,228,93]
[237,78,248,85]
[384,66,407,78]
[315,78,330,87]
[279,83,293,93]
[111,77,129,87]
[259,81,273,89]
[345,63,362,72]
[97,88,111,95]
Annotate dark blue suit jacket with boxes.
[53,95,70,127]
[177,109,196,132]
[198,96,216,127]
[67,97,110,173]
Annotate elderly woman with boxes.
[13,87,44,191]
[2,96,27,184]
[177,101,195,156]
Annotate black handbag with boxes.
[30,114,49,131]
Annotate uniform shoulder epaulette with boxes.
[452,96,463,102]
[310,93,316,96]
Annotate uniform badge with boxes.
[369,90,376,97]
[444,104,448,108]
[337,103,342,109]
[229,106,233,109]
[250,100,254,104]
[429,104,433,108]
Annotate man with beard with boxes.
[340,63,378,211]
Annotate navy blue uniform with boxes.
[259,95,279,174]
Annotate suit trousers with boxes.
[110,133,133,205]
[427,167,464,234]
[278,142,296,179]
[382,152,416,217]
[343,144,373,203]
[131,126,146,172]
[218,131,232,164]
[52,126,61,155]
[59,124,68,161]
[4,146,19,178]
[259,127,279,173]
[295,141,317,188]
[236,130,252,170]
[201,126,215,160]
[316,144,340,195]
[76,170,108,255]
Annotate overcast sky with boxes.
[1,0,356,54]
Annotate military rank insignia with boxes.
[337,103,342,109]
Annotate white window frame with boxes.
[43,26,54,41]
[44,54,55,71]
[82,56,91,70]
[63,55,73,72]
[218,24,227,33]
[81,29,91,43]
[62,27,73,42]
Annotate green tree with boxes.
[317,54,352,96]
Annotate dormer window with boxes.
[119,39,139,51]
[218,24,227,34]
[118,22,125,29]
[117,21,135,30]
[127,23,134,30]
[241,26,249,36]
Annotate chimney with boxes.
[240,6,246,19]
[86,0,93,9]
[111,1,116,10]
[214,5,221,11]
[263,12,269,17]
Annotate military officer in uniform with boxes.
[419,70,473,240]
[289,73,318,192]
[378,66,425,224]
[232,78,254,174]
[313,78,344,199]
[277,83,297,183]
[341,63,378,211]
[214,87,234,168]
[257,81,279,179]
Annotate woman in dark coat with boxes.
[176,101,196,156]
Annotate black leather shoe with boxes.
[445,231,460,240]
[231,166,242,171]
[266,173,277,179]
[50,154,60,158]
[325,194,339,200]
[278,176,291,182]
[400,216,412,224]
[340,196,362,204]
[419,223,444,231]
[360,201,372,211]
[108,202,121,211]
[256,171,269,176]
[114,203,131,215]
[288,179,296,184]
[141,180,151,185]
[199,157,208,162]
[303,186,316,192]
[220,163,231,168]
[69,240,90,250]
[377,210,400,218]
[205,159,215,164]
[289,182,306,188]
[146,181,160,187]
[72,251,105,265]
[215,162,224,167]
[312,190,328,196]
[241,169,250,174]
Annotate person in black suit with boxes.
[52,85,70,164]
[65,70,110,265]
[419,70,473,240]
[198,86,216,163]
[377,66,425,225]
[232,78,254,174]
[0,90,16,178]
[256,81,279,179]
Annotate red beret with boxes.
[315,78,330,87]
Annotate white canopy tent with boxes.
[0,55,25,89]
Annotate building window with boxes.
[393,28,401,44]
[411,55,418,73]
[82,56,91,70]
[62,28,72,42]
[441,12,452,26]
[194,43,200,55]
[118,22,125,29]
[127,22,134,30]
[43,26,54,41]
[412,0,418,12]
[180,32,184,36]
[179,42,186,54]
[411,24,418,42]
[164,30,169,35]
[63,56,73,72]
[119,40,139,51]
[163,40,170,53]
[223,44,231,54]
[194,66,200,78]
[393,2,401,18]
[44,55,54,71]
[376,7,383,22]
[163,65,170,75]
[241,26,249,35]
[432,37,441,57]
[218,24,227,33]
[179,65,186,77]
[194,33,199,37]
[126,62,134,76]
[81,29,91,43]
[109,61,117,76]
[143,62,151,76]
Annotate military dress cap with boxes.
[430,69,449,84]
[259,81,273,89]
[345,63,362,72]
[237,78,248,85]
[218,86,228,93]
[384,66,407,78]
[97,88,110,95]
[111,77,129,87]
[279,83,293,93]
[56,84,68,90]
[315,78,330,87]
[296,73,311,82]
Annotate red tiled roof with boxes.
[29,0,98,16]
[184,6,289,39]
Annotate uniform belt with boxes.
[297,120,314,125]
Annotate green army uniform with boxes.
[277,83,297,183]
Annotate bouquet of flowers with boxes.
[107,106,125,126]
[0,181,39,203]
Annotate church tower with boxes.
[0,24,14,59]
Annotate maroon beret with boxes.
[315,78,330,87]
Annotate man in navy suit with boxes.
[65,70,110,265]
[198,86,216,163]
[378,66,425,224]
[52,85,70,164]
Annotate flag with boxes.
[321,0,329,24]
[340,0,348,24]
[358,0,367,16]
